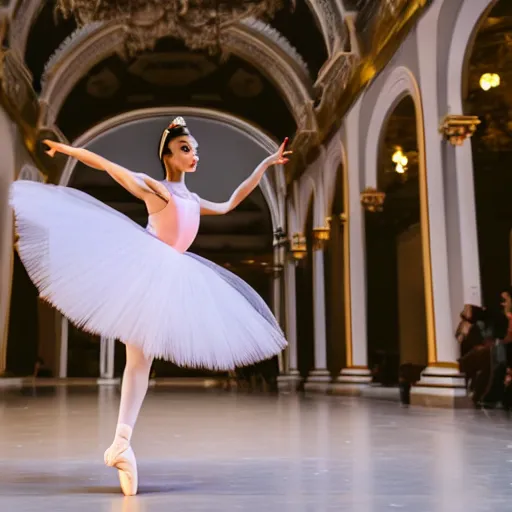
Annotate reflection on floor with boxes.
[0,385,512,511]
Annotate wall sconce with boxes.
[480,73,500,91]
[360,187,386,212]
[392,147,408,174]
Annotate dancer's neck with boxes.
[165,168,185,184]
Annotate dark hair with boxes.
[158,124,191,175]
[158,117,197,175]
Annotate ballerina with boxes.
[9,116,291,496]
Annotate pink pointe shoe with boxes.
[104,424,138,496]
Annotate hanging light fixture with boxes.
[391,147,408,174]
[55,0,286,55]
[479,73,500,91]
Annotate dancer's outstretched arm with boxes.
[43,140,170,209]
[198,138,292,216]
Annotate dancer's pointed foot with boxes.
[104,424,138,496]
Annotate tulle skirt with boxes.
[9,180,287,370]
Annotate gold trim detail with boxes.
[439,114,480,146]
[290,233,307,260]
[360,187,385,212]
[312,226,330,250]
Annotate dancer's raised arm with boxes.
[198,138,292,216]
[43,140,170,206]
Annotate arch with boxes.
[297,173,317,234]
[38,21,315,132]
[59,107,284,232]
[303,0,347,56]
[363,64,436,363]
[446,0,495,114]
[17,163,44,182]
[324,135,348,217]
[365,66,423,189]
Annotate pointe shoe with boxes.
[104,442,138,496]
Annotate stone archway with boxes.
[364,66,435,370]
[56,108,286,379]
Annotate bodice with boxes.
[146,181,200,253]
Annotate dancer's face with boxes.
[165,136,199,173]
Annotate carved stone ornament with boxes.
[314,51,358,121]
[290,233,307,260]
[360,187,385,213]
[0,49,39,127]
[55,0,286,55]
[439,115,481,146]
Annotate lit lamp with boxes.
[391,147,408,174]
[479,73,500,91]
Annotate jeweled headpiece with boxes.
[158,116,190,161]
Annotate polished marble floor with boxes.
[1,385,512,511]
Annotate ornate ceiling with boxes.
[0,0,429,183]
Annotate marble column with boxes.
[334,98,372,389]
[411,1,466,398]
[0,111,15,376]
[278,255,301,391]
[304,244,331,391]
[271,242,288,374]
[98,336,118,384]
[57,315,68,378]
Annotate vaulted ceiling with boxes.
[2,0,428,267]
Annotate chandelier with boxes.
[56,1,285,55]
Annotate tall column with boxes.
[57,314,68,378]
[411,1,465,399]
[335,97,372,389]
[98,336,117,383]
[443,0,493,317]
[305,243,331,391]
[0,207,12,376]
[271,244,284,372]
[0,112,15,377]
[278,256,301,391]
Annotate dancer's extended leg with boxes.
[104,344,153,496]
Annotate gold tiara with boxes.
[158,117,187,160]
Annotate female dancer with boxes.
[10,117,290,496]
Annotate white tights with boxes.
[105,345,152,462]
[117,344,153,428]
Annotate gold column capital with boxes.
[360,187,385,212]
[289,233,307,261]
[439,114,480,146]
[312,226,330,250]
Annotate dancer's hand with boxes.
[42,139,68,158]
[267,138,293,167]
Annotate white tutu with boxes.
[9,180,287,370]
